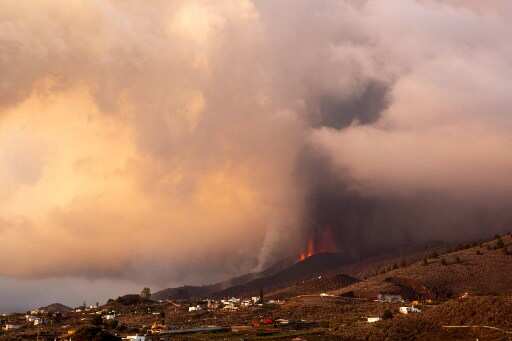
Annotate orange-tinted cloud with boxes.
[0,0,511,301]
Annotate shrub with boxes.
[73,326,120,341]
[382,309,394,320]
[422,258,428,266]
[90,315,103,326]
[476,250,482,255]
[441,258,447,266]
[430,251,439,259]
[496,238,505,249]
[454,256,461,263]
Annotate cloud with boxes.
[0,0,511,310]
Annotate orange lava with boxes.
[297,226,337,262]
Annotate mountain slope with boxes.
[333,234,512,299]
[213,252,358,298]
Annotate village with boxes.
[0,285,438,341]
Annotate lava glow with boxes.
[298,226,337,261]
[299,238,315,261]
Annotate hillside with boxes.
[213,252,357,298]
[333,234,512,299]
[152,241,450,301]
[267,273,360,298]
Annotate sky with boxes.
[1,0,512,311]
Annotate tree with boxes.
[441,258,447,266]
[382,309,393,320]
[91,315,103,326]
[73,325,120,341]
[496,238,505,249]
[476,249,482,255]
[422,258,428,266]
[454,256,461,264]
[140,287,151,299]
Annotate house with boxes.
[222,302,238,310]
[276,319,289,325]
[207,299,219,309]
[399,306,421,314]
[3,324,22,331]
[124,335,146,341]
[26,315,44,325]
[367,317,381,323]
[377,294,404,303]
[188,305,202,312]
[103,314,116,320]
[241,300,252,307]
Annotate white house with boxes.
[103,314,116,320]
[222,302,238,311]
[188,305,202,312]
[125,335,145,341]
[3,324,22,331]
[399,306,421,314]
[367,317,381,323]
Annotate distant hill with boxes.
[152,256,296,301]
[39,303,72,313]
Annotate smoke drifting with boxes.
[1,0,512,308]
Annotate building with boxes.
[188,305,202,312]
[367,317,381,323]
[3,324,22,331]
[125,335,146,341]
[377,294,404,303]
[399,306,421,314]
